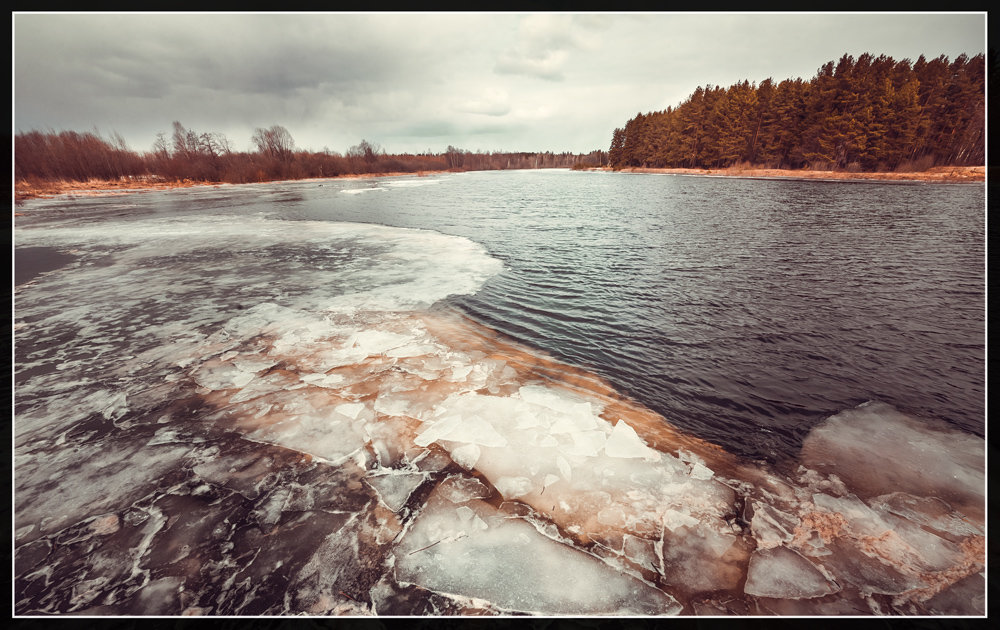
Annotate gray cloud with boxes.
[14,12,986,154]
[493,14,610,81]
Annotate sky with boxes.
[13,12,988,156]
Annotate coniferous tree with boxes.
[607,53,984,172]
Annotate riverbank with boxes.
[13,165,985,205]
[12,170,442,204]
[602,165,985,183]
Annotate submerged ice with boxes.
[14,204,985,616]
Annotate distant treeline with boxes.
[608,53,986,171]
[14,121,609,184]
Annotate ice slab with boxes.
[744,545,839,599]
[393,485,682,615]
[750,502,798,549]
[869,492,983,539]
[605,419,661,460]
[800,401,984,520]
[365,471,427,512]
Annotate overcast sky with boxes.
[13,12,987,155]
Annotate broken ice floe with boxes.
[157,309,987,613]
[393,484,683,615]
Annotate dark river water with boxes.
[12,170,986,616]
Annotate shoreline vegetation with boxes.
[607,53,985,173]
[601,164,985,182]
[14,165,985,206]
[13,126,609,206]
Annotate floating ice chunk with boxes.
[659,523,748,592]
[876,511,965,572]
[623,534,659,572]
[247,414,367,465]
[750,502,798,549]
[450,443,481,469]
[812,537,924,595]
[662,508,699,533]
[494,476,534,499]
[563,430,607,457]
[454,506,489,531]
[413,416,462,447]
[232,356,279,374]
[364,416,414,469]
[812,493,891,538]
[604,420,660,461]
[416,413,508,448]
[229,371,300,403]
[374,392,419,418]
[254,486,291,531]
[386,343,441,358]
[335,402,367,421]
[513,408,547,431]
[394,488,682,615]
[300,373,346,388]
[870,492,983,538]
[689,462,714,480]
[410,448,455,474]
[437,475,492,504]
[800,401,984,519]
[345,329,413,358]
[744,545,838,599]
[366,471,427,512]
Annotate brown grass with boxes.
[13,171,441,204]
[603,165,985,183]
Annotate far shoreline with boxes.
[591,165,985,184]
[12,170,440,205]
[13,165,985,206]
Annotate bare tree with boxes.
[199,131,232,158]
[347,139,383,164]
[171,121,198,158]
[152,132,170,158]
[252,125,295,161]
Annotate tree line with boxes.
[608,53,986,172]
[14,121,608,185]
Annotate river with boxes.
[13,170,985,616]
